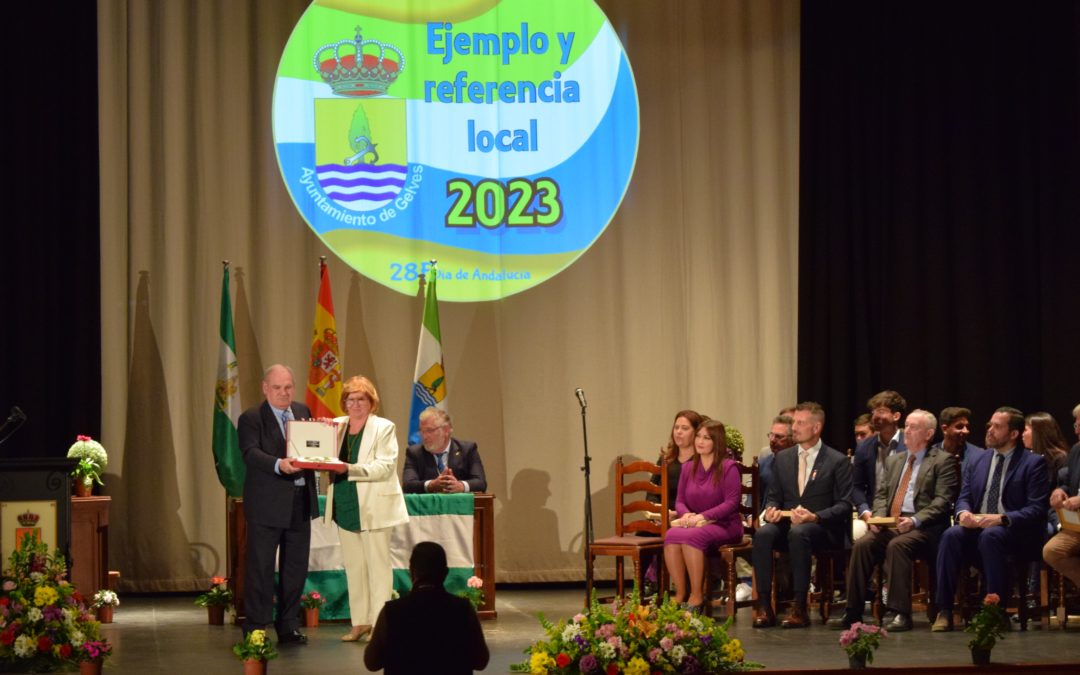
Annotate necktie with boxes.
[798,449,808,496]
[889,454,916,518]
[280,408,291,438]
[984,454,1004,514]
[436,452,447,473]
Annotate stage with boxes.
[97,587,1080,673]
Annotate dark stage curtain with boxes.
[799,2,1080,452]
[0,2,100,458]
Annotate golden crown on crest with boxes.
[313,26,405,97]
[17,510,40,527]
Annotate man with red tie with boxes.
[828,409,958,631]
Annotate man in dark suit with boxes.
[402,407,487,493]
[759,414,794,503]
[752,401,853,628]
[238,364,318,643]
[828,409,959,631]
[932,406,1050,631]
[1043,403,1080,588]
[932,406,987,482]
[365,541,489,674]
[852,391,908,535]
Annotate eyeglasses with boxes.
[419,425,447,435]
[344,398,370,407]
[766,433,789,440]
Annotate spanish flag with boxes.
[306,258,344,418]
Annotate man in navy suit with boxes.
[852,391,908,534]
[402,407,487,493]
[932,406,987,481]
[1043,403,1080,589]
[932,406,1050,631]
[759,414,794,502]
[752,402,853,628]
[238,364,317,643]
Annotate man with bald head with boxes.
[238,364,318,644]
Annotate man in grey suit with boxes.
[238,364,318,643]
[828,409,959,631]
[752,401,853,628]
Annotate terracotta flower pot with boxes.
[208,604,226,625]
[74,482,93,498]
[243,657,267,675]
[79,658,103,675]
[97,605,114,624]
[304,607,320,628]
[971,647,991,665]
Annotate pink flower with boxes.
[310,592,321,600]
[649,647,662,662]
[76,435,91,442]
[606,636,622,649]
[660,637,674,651]
[984,593,1000,605]
[466,576,484,589]
[572,613,586,624]
[2,581,14,591]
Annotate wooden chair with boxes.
[585,458,669,606]
[755,531,849,625]
[1051,566,1078,629]
[703,460,760,620]
[871,556,937,624]
[955,555,1050,630]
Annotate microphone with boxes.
[0,406,28,448]
[9,406,26,423]
[575,388,587,409]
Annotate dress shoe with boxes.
[340,625,371,642]
[881,611,897,625]
[278,629,308,645]
[780,606,810,629]
[827,613,859,630]
[884,612,913,632]
[751,606,776,628]
[930,615,953,632]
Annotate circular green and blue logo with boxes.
[273,0,639,301]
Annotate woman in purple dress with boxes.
[663,419,744,611]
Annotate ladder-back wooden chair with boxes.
[585,457,669,606]
[704,459,760,619]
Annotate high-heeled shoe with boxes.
[340,625,372,642]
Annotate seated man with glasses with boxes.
[402,407,488,494]
[759,414,794,502]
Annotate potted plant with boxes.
[965,593,1009,665]
[76,640,113,675]
[300,590,325,627]
[0,533,110,673]
[233,629,278,674]
[839,622,887,669]
[512,591,762,673]
[67,435,108,497]
[194,576,233,625]
[458,575,485,611]
[91,589,120,623]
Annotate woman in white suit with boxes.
[326,375,409,642]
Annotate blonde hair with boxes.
[340,376,380,413]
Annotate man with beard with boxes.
[852,391,908,534]
[759,414,794,502]
[932,407,1050,631]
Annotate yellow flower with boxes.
[249,630,266,647]
[529,651,555,674]
[624,656,650,675]
[34,585,59,607]
[722,638,745,661]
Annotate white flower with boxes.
[14,634,35,658]
[26,607,43,623]
[67,436,108,469]
[561,624,582,642]
[70,630,86,647]
[599,642,616,660]
[670,645,686,666]
[29,572,43,583]
[62,607,76,625]
[689,617,704,632]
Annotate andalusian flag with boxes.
[212,263,243,497]
[408,266,447,445]
[306,258,344,418]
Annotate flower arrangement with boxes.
[67,435,108,489]
[91,590,119,610]
[512,592,761,674]
[965,593,1009,651]
[300,591,325,610]
[232,629,279,662]
[839,622,886,665]
[723,424,745,462]
[0,533,111,671]
[194,576,233,608]
[459,576,485,611]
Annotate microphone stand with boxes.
[578,393,593,601]
[0,407,27,447]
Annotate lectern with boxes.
[0,458,76,567]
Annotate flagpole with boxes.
[577,389,593,599]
